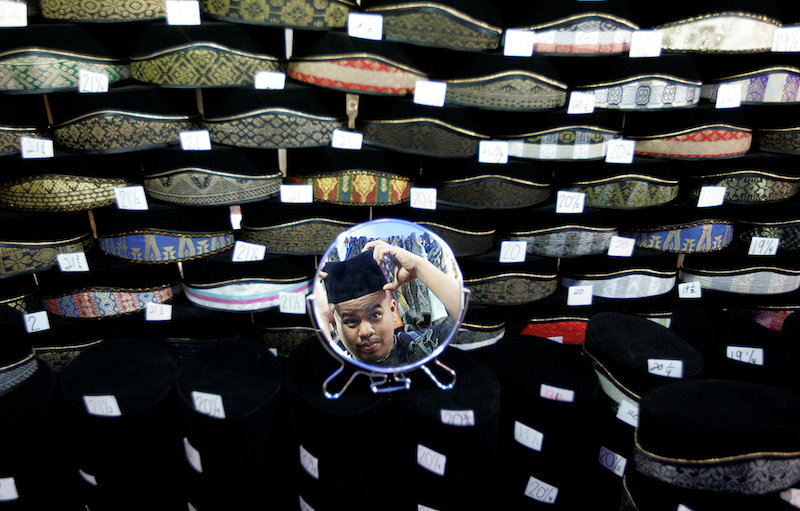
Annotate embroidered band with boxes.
[98,232,235,263]
[633,448,800,496]
[130,43,284,88]
[517,14,638,55]
[756,127,800,155]
[287,56,427,95]
[53,111,198,154]
[0,233,94,277]
[0,351,37,397]
[507,127,619,160]
[624,221,734,253]
[560,273,676,299]
[44,284,182,319]
[464,273,558,306]
[183,278,311,312]
[41,0,166,20]
[686,170,800,204]
[143,168,282,206]
[199,0,353,28]
[580,77,700,110]
[0,174,133,212]
[656,13,781,53]
[241,218,356,255]
[361,118,485,157]
[702,67,800,104]
[736,219,800,252]
[678,269,800,295]
[505,226,618,258]
[435,174,551,209]
[562,174,679,209]
[0,50,130,93]
[632,125,753,159]
[509,317,588,344]
[444,71,567,111]
[363,3,502,51]
[288,170,411,205]
[35,339,104,375]
[0,128,45,156]
[208,108,343,149]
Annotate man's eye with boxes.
[344,320,358,327]
[371,312,382,320]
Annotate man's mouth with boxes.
[357,339,381,353]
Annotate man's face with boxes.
[334,290,396,363]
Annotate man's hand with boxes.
[362,239,423,292]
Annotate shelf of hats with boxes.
[3,0,800,509]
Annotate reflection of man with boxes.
[320,240,461,366]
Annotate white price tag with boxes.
[499,241,527,263]
[413,80,448,108]
[409,187,437,210]
[183,437,203,473]
[567,285,592,306]
[418,506,439,511]
[298,495,314,511]
[607,236,635,257]
[299,445,319,479]
[78,469,97,487]
[347,12,383,40]
[145,302,172,321]
[440,409,475,427]
[23,311,50,333]
[0,1,26,27]
[605,138,635,164]
[478,140,509,164]
[539,383,575,403]
[280,184,314,203]
[748,236,780,256]
[697,186,726,207]
[567,91,596,114]
[677,506,696,511]
[555,190,585,214]
[232,240,266,262]
[166,0,201,25]
[83,394,122,417]
[229,205,242,230]
[598,446,627,477]
[524,476,558,504]
[254,70,286,90]
[514,421,544,451]
[114,185,148,210]
[616,399,639,427]
[780,488,800,508]
[299,496,315,511]
[0,477,18,502]
[57,252,89,272]
[279,292,307,314]
[330,128,363,150]
[772,27,800,52]
[629,30,663,57]
[503,28,536,57]
[191,390,226,419]
[678,281,702,299]
[726,346,764,366]
[715,82,742,109]
[547,336,564,344]
[78,69,109,93]
[20,136,54,159]
[647,358,683,378]
[179,130,212,151]
[417,444,446,476]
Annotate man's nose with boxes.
[358,320,375,338]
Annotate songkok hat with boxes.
[323,251,388,304]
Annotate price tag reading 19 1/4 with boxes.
[748,236,779,256]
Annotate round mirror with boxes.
[308,218,468,379]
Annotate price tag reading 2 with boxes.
[23,311,50,333]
